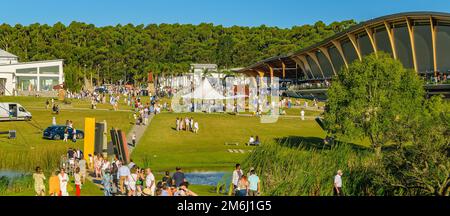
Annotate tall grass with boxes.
[0,145,66,173]
[242,140,380,196]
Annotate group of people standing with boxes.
[175,117,199,133]
[231,164,261,196]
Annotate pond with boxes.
[184,171,231,186]
[0,170,27,179]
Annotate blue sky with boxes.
[1,0,449,28]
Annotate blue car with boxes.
[43,125,84,140]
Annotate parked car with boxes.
[43,125,84,140]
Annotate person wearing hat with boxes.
[248,168,260,196]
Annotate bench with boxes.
[225,142,239,146]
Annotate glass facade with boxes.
[39,66,59,74]
[341,40,359,64]
[357,33,374,56]
[374,27,393,57]
[393,25,414,69]
[16,68,37,74]
[436,24,450,73]
[316,51,334,78]
[329,46,345,73]
[40,77,59,91]
[17,77,37,91]
[306,55,322,78]
[413,23,434,73]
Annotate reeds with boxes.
[242,139,380,196]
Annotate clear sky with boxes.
[1,0,449,28]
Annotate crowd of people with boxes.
[175,117,199,133]
[33,148,200,196]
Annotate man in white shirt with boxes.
[248,136,255,146]
[232,164,243,194]
[300,110,305,121]
[334,170,343,196]
[145,168,155,196]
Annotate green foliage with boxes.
[374,97,450,196]
[324,52,425,151]
[0,20,356,90]
[242,140,379,196]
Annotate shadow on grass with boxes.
[274,136,370,152]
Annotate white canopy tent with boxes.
[182,78,246,100]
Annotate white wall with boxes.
[0,60,64,96]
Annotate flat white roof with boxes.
[0,59,63,67]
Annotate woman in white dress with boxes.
[58,168,69,196]
[127,168,138,196]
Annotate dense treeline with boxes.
[0,20,355,89]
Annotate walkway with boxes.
[127,113,153,153]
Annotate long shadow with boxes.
[274,136,370,152]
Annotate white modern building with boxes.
[0,49,64,96]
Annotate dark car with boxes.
[43,125,84,140]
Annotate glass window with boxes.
[40,77,59,91]
[39,66,59,74]
[16,68,37,74]
[16,77,37,91]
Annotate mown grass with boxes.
[132,112,327,172]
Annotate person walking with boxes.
[48,171,60,196]
[145,168,156,196]
[235,175,249,196]
[232,164,243,195]
[248,168,260,196]
[74,167,81,197]
[58,168,69,196]
[78,157,87,184]
[63,127,69,142]
[118,161,130,195]
[300,109,305,121]
[172,167,186,187]
[334,170,343,196]
[102,169,112,196]
[127,168,138,196]
[132,132,136,147]
[33,167,46,196]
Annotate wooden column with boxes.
[430,16,438,77]
[365,26,378,56]
[318,47,337,76]
[384,21,397,59]
[331,40,348,68]
[347,33,362,61]
[405,17,418,72]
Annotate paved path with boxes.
[127,114,153,153]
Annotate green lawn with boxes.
[132,112,327,172]
[0,96,328,196]
[0,96,133,171]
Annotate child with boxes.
[102,170,112,196]
[194,122,199,134]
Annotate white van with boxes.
[0,103,32,121]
